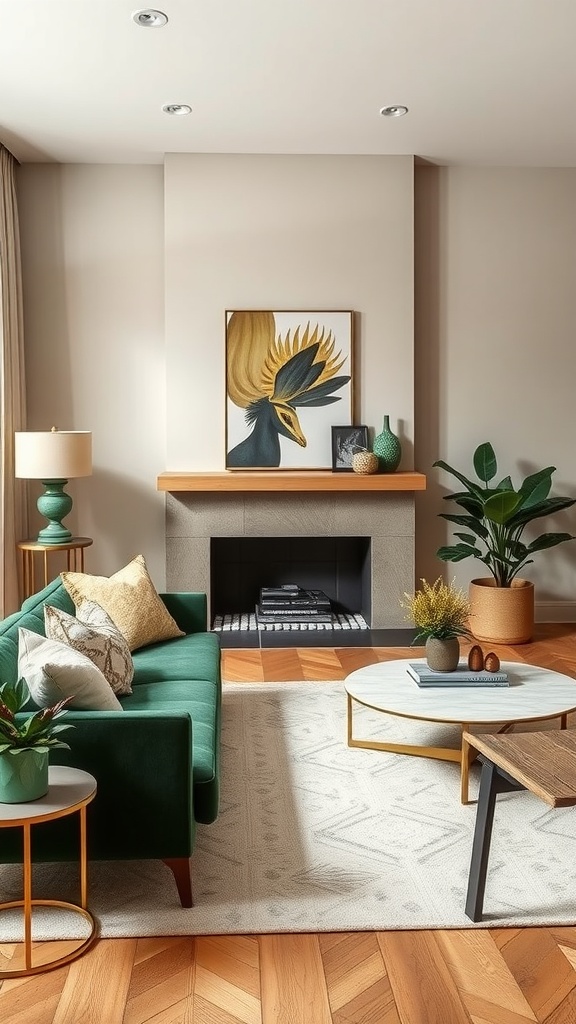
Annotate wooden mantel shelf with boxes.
[157,471,426,493]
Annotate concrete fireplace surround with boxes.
[162,475,425,628]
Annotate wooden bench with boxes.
[463,729,576,922]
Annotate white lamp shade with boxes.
[15,430,92,480]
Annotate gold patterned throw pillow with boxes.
[45,600,134,696]
[60,554,184,652]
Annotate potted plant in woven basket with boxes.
[0,679,74,803]
[434,442,576,644]
[400,577,472,671]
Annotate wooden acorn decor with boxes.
[467,644,484,672]
[484,652,501,673]
[467,644,501,673]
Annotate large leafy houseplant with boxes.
[434,442,576,587]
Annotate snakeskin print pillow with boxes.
[44,600,134,696]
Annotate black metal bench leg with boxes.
[465,756,525,922]
[465,759,499,922]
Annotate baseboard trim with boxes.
[535,601,576,623]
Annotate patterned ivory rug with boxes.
[1,681,576,940]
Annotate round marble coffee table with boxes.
[344,659,576,803]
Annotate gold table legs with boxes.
[0,805,97,978]
[347,695,568,805]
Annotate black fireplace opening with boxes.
[210,536,371,626]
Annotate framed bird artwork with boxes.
[225,310,354,470]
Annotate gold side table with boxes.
[0,765,98,977]
[17,537,93,600]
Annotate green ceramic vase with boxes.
[372,415,401,473]
[0,749,49,803]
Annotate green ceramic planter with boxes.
[0,749,49,803]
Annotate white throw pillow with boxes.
[18,628,123,711]
[44,600,134,696]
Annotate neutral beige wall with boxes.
[17,164,167,586]
[415,166,576,617]
[164,154,415,470]
[17,159,576,617]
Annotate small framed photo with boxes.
[331,425,369,472]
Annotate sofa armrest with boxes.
[160,592,208,634]
[3,710,195,863]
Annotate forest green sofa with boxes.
[0,578,221,906]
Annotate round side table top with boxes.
[344,658,576,726]
[0,766,97,825]
[17,538,93,553]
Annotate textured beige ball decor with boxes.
[352,450,379,475]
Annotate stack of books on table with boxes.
[256,585,333,624]
[406,662,509,687]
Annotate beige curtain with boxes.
[0,144,27,616]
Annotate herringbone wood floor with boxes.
[2,625,576,1023]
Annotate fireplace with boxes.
[161,472,425,632]
[210,535,371,625]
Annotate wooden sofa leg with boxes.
[163,858,193,907]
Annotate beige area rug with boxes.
[1,681,576,940]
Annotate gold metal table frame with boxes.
[345,660,576,804]
[0,766,98,977]
[17,537,93,601]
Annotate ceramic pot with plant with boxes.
[434,442,576,644]
[400,577,472,671]
[0,679,74,803]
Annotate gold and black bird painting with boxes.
[225,310,353,469]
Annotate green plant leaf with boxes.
[483,490,523,524]
[443,493,485,518]
[473,443,497,483]
[453,532,479,545]
[507,495,576,529]
[437,543,482,562]
[518,467,554,508]
[525,532,576,553]
[439,512,490,537]
[496,476,514,490]
[433,460,487,500]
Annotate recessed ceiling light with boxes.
[380,105,409,118]
[132,9,168,27]
[162,104,192,116]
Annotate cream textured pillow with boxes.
[60,554,184,652]
[18,628,123,711]
[44,600,134,696]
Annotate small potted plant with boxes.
[0,679,74,803]
[400,577,472,671]
[434,442,576,644]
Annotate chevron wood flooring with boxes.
[1,625,576,1023]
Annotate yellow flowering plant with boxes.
[400,577,472,643]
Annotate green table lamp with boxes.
[15,428,92,545]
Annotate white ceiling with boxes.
[2,0,576,166]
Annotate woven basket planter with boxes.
[469,578,534,645]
